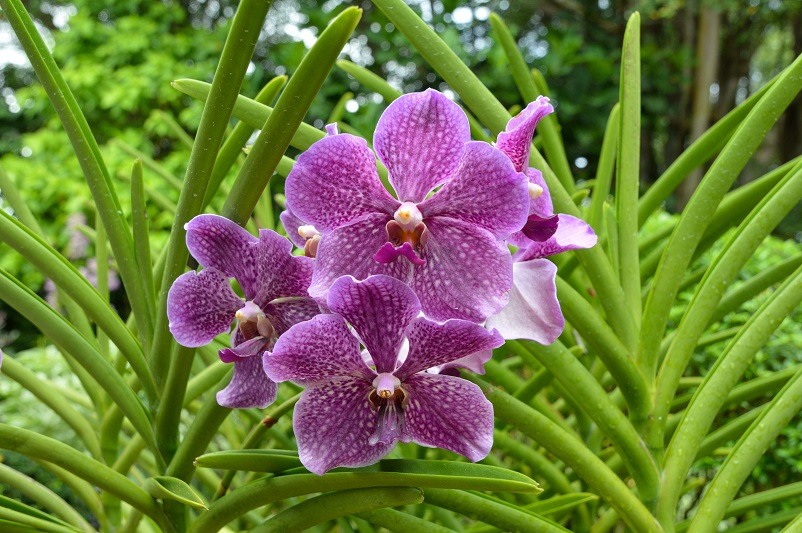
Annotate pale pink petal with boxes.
[485,259,564,344]
[496,97,553,172]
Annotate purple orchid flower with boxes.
[484,97,597,345]
[284,89,530,323]
[264,275,503,475]
[167,214,319,409]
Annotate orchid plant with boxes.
[1,0,802,532]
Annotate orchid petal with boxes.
[496,97,553,172]
[440,349,493,375]
[285,133,399,232]
[293,378,396,475]
[263,298,321,336]
[396,317,503,380]
[403,373,493,462]
[216,354,277,409]
[328,275,421,374]
[419,141,529,239]
[279,209,309,249]
[252,229,315,306]
[485,259,564,344]
[265,314,373,385]
[514,215,598,262]
[411,217,513,322]
[219,336,272,363]
[374,89,470,203]
[307,213,414,303]
[185,214,261,298]
[507,168,556,248]
[167,269,242,347]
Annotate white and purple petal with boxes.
[216,354,278,409]
[265,314,373,386]
[396,317,503,380]
[485,258,564,344]
[507,169,556,248]
[513,215,598,262]
[307,213,414,304]
[439,349,493,376]
[285,134,399,233]
[167,269,243,347]
[496,97,554,173]
[185,215,261,299]
[419,141,529,239]
[402,373,493,462]
[327,275,421,375]
[373,89,470,203]
[411,217,513,323]
[293,377,396,475]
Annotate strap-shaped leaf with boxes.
[195,450,302,473]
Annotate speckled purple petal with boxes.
[419,141,529,239]
[485,259,564,344]
[263,298,321,336]
[440,349,493,375]
[513,215,598,262]
[292,378,396,475]
[396,317,503,380]
[496,97,553,173]
[373,89,470,203]
[279,209,308,249]
[167,269,242,347]
[265,314,373,385]
[216,354,277,409]
[411,217,513,323]
[285,133,399,233]
[219,336,272,363]
[508,169,556,248]
[184,215,261,298]
[328,275,421,374]
[252,229,315,306]
[403,373,493,462]
[307,213,414,304]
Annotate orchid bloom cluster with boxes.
[167,89,596,474]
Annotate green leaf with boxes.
[251,487,423,533]
[527,493,600,516]
[337,59,402,102]
[194,450,302,473]
[144,476,208,510]
[222,6,363,226]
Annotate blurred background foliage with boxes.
[1,0,802,528]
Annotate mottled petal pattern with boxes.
[167,269,242,347]
[374,89,470,203]
[285,134,399,232]
[328,276,421,374]
[403,373,493,462]
[308,214,414,303]
[185,215,261,298]
[263,298,322,336]
[513,215,598,262]
[293,378,396,475]
[495,96,554,172]
[412,217,513,322]
[253,229,315,306]
[396,316,503,380]
[419,141,529,239]
[265,314,373,385]
[216,355,278,409]
[485,259,564,344]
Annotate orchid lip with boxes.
[372,372,401,398]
